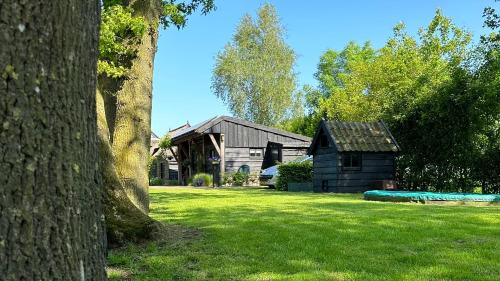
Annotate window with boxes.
[342,153,361,170]
[250,148,263,159]
[320,134,329,147]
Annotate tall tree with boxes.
[0,1,106,280]
[97,0,215,242]
[285,9,500,192]
[212,3,298,126]
[314,10,471,122]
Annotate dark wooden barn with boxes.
[170,116,311,185]
[308,120,400,193]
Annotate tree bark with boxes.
[0,1,106,280]
[97,89,161,246]
[110,0,162,213]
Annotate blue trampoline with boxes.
[364,190,500,204]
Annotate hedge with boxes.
[276,161,313,191]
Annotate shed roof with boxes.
[171,115,311,143]
[309,120,400,154]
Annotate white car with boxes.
[259,155,312,188]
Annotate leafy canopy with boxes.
[314,9,471,122]
[99,0,215,78]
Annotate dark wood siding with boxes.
[214,120,311,173]
[311,126,396,193]
[218,120,307,148]
[224,147,263,173]
[312,146,338,192]
[312,148,396,193]
[334,152,395,193]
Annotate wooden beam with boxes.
[169,147,179,163]
[188,140,192,178]
[220,134,225,182]
[208,133,221,156]
[180,144,188,158]
[202,135,205,170]
[177,144,183,185]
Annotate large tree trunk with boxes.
[0,1,106,280]
[97,89,162,246]
[110,0,162,213]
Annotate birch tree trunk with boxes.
[0,1,106,280]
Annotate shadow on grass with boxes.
[109,188,500,281]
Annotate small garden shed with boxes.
[308,120,400,193]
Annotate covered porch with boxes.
[171,132,226,185]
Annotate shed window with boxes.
[320,135,329,147]
[250,148,263,159]
[342,153,361,170]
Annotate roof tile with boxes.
[325,120,399,152]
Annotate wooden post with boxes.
[177,145,182,185]
[202,135,205,171]
[188,140,192,178]
[220,134,225,182]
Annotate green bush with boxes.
[222,172,249,186]
[149,177,163,186]
[233,172,249,186]
[276,161,313,191]
[191,173,213,187]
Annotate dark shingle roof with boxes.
[321,120,400,152]
[171,116,311,143]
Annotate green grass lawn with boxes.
[108,187,500,281]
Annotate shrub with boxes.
[191,173,213,187]
[149,177,163,186]
[276,161,313,191]
[232,172,249,186]
[221,173,233,186]
[222,172,250,186]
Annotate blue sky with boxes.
[151,0,495,136]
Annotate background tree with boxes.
[212,3,298,126]
[285,8,499,193]
[98,0,215,244]
[0,1,106,280]
[471,2,500,194]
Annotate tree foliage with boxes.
[159,134,173,149]
[99,5,147,78]
[285,7,499,193]
[212,4,298,126]
[99,0,215,78]
[313,10,472,122]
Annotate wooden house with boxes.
[308,120,400,193]
[170,116,311,185]
[150,123,190,182]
